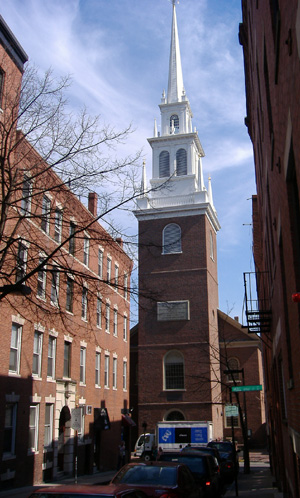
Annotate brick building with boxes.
[0,16,132,489]
[131,0,265,449]
[240,0,300,495]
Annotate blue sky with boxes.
[1,0,256,323]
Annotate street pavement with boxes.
[0,449,283,498]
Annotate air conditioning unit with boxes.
[85,405,92,415]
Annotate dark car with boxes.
[181,445,231,486]
[110,461,201,498]
[27,483,149,498]
[157,451,221,498]
[207,441,239,483]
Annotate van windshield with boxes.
[137,435,150,446]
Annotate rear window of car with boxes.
[209,442,232,452]
[114,466,177,486]
[29,495,113,498]
[159,454,206,476]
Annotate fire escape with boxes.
[243,271,272,333]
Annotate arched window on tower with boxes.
[162,223,181,254]
[159,151,170,178]
[164,350,185,390]
[170,114,179,134]
[176,148,187,176]
[165,410,185,421]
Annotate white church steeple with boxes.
[134,1,220,233]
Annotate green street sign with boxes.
[231,385,262,392]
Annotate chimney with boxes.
[116,237,123,248]
[88,192,98,217]
[234,316,239,322]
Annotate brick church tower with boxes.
[133,1,223,439]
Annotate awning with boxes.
[122,414,136,427]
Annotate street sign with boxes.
[71,408,82,431]
[231,385,262,392]
[225,404,239,417]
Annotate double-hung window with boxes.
[47,336,56,379]
[37,256,47,299]
[63,341,71,378]
[54,209,63,242]
[113,357,117,389]
[32,331,43,377]
[50,266,59,305]
[83,235,89,266]
[113,308,118,336]
[95,352,101,387]
[96,296,102,328]
[0,68,4,109]
[104,354,109,388]
[69,222,76,255]
[124,273,128,300]
[66,276,74,313]
[9,323,22,374]
[123,315,127,341]
[28,405,39,452]
[16,241,28,282]
[123,361,127,391]
[82,286,88,320]
[44,404,53,448]
[105,303,110,333]
[107,257,111,283]
[21,174,32,215]
[41,195,51,233]
[98,248,103,278]
[80,347,86,384]
[4,403,17,456]
[114,264,119,288]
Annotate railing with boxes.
[243,271,272,333]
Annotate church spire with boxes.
[167,0,185,103]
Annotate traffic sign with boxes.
[231,385,262,392]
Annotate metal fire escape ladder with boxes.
[243,272,272,333]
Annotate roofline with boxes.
[0,16,28,72]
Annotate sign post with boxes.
[71,408,82,484]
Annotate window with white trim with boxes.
[81,286,88,320]
[63,341,71,378]
[176,148,187,176]
[105,303,110,333]
[113,357,117,389]
[225,413,240,429]
[107,257,111,283]
[4,403,17,456]
[69,222,76,255]
[37,257,47,299]
[98,248,103,278]
[21,174,32,215]
[50,266,59,305]
[54,208,63,243]
[32,331,43,377]
[124,273,128,300]
[164,350,185,390]
[226,358,241,382]
[123,315,127,341]
[9,323,22,374]
[123,360,127,391]
[170,114,179,133]
[28,404,39,451]
[80,347,86,384]
[66,276,74,313]
[47,336,56,379]
[162,223,182,254]
[44,403,53,448]
[0,67,4,109]
[41,195,51,233]
[114,264,119,288]
[16,241,28,282]
[113,308,118,336]
[96,296,102,328]
[95,352,101,387]
[159,150,170,177]
[83,235,90,266]
[104,355,110,388]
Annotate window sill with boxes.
[162,251,182,256]
[81,318,88,323]
[47,377,56,383]
[36,295,46,302]
[65,310,74,315]
[2,454,16,461]
[8,371,21,377]
[28,449,39,456]
[79,382,86,387]
[95,385,101,389]
[163,388,186,392]
[104,386,110,390]
[32,375,42,381]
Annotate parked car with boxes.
[207,441,239,483]
[181,445,231,486]
[110,461,202,498]
[27,483,149,498]
[157,451,221,498]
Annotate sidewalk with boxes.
[225,450,283,498]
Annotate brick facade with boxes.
[0,17,132,489]
[240,0,300,494]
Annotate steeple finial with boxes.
[167,0,185,103]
